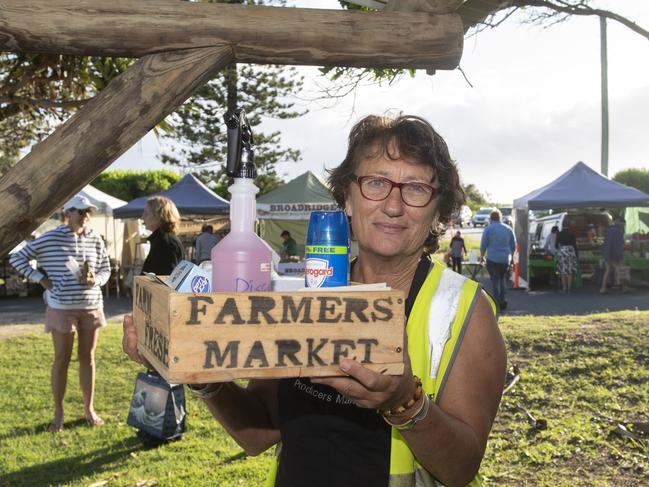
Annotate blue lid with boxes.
[306,211,350,246]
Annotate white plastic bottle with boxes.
[210,178,271,292]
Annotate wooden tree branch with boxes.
[512,0,649,40]
[456,0,513,32]
[0,0,463,70]
[0,45,233,256]
[459,0,649,40]
[0,95,89,110]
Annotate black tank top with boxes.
[275,254,433,487]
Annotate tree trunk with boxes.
[0,46,233,256]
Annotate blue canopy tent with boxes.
[513,162,649,210]
[513,162,649,288]
[113,173,229,218]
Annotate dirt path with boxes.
[0,296,131,340]
[0,323,43,340]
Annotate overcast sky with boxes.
[111,0,649,205]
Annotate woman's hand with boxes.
[40,277,54,290]
[312,348,417,412]
[122,314,151,367]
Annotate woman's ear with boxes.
[344,198,352,218]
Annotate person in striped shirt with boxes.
[10,194,111,432]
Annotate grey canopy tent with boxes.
[513,161,649,287]
[113,173,229,218]
[257,171,338,256]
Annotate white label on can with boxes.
[305,258,334,288]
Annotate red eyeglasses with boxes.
[354,175,437,207]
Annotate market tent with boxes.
[625,207,649,235]
[514,162,649,210]
[113,173,229,219]
[513,161,649,287]
[257,171,338,256]
[79,185,127,214]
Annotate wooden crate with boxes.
[133,276,406,384]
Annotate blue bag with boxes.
[127,371,186,440]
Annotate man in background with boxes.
[600,218,625,294]
[194,224,219,264]
[280,230,299,261]
[480,209,516,311]
[449,230,467,275]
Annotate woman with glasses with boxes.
[124,114,507,486]
[10,194,110,432]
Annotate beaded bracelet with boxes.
[379,375,423,418]
[383,393,431,431]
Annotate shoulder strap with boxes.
[405,252,433,319]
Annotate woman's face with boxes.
[142,204,161,232]
[345,146,438,260]
[66,208,91,232]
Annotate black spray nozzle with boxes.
[225,110,256,179]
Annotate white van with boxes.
[529,210,612,284]
[531,210,612,249]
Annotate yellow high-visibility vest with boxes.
[266,264,495,487]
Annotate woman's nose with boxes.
[382,186,405,215]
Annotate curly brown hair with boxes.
[327,114,465,252]
[146,196,181,234]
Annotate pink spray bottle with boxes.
[210,110,271,292]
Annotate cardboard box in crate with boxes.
[133,276,406,384]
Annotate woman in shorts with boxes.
[10,195,111,432]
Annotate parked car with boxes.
[452,205,473,227]
[499,207,514,226]
[471,207,494,227]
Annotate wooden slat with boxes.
[0,46,233,256]
[0,0,463,70]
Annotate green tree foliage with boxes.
[613,168,649,195]
[91,169,181,202]
[160,61,304,197]
[463,183,488,210]
[156,0,305,196]
[0,53,132,177]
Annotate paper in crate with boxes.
[133,276,406,384]
[167,260,211,293]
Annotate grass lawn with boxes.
[0,311,647,486]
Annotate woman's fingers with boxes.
[122,314,142,364]
[312,359,407,409]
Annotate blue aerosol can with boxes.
[305,211,350,288]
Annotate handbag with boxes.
[127,370,186,440]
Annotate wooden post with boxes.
[0,46,233,256]
[0,0,463,70]
[600,15,609,177]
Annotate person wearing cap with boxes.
[10,194,111,432]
